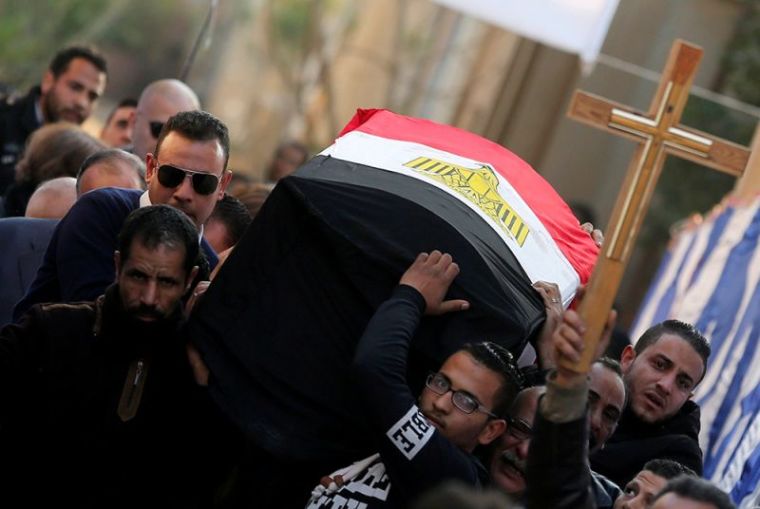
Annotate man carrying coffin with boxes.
[306,251,523,508]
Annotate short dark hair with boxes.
[155,110,230,169]
[117,205,199,277]
[653,475,735,509]
[461,342,524,418]
[49,46,107,77]
[642,458,697,480]
[594,356,627,406]
[208,193,252,247]
[76,148,145,193]
[595,356,623,377]
[104,97,137,124]
[635,320,710,377]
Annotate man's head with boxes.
[621,320,710,423]
[419,342,522,453]
[24,177,77,219]
[100,98,137,148]
[131,79,200,161]
[16,123,105,186]
[114,205,199,323]
[613,459,697,509]
[489,385,543,497]
[588,357,626,454]
[76,149,145,196]
[40,46,107,125]
[266,141,309,181]
[145,110,231,228]
[204,194,252,252]
[650,475,734,509]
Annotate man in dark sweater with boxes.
[13,110,231,319]
[305,251,524,508]
[525,308,698,509]
[0,205,239,508]
[0,46,107,194]
[591,320,710,487]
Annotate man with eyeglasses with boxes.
[488,355,626,503]
[13,110,229,321]
[305,251,524,508]
[129,79,200,162]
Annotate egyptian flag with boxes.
[187,109,598,464]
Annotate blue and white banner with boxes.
[631,200,760,508]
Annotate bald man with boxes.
[76,149,144,196]
[24,177,77,219]
[129,79,200,161]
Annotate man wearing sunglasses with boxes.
[306,251,523,508]
[13,110,228,321]
[129,79,200,162]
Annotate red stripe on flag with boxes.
[338,109,599,284]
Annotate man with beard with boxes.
[523,308,696,509]
[305,251,523,509]
[0,46,107,193]
[13,110,230,320]
[0,205,239,508]
[590,320,709,487]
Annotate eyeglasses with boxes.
[425,373,497,418]
[505,415,532,441]
[149,121,164,139]
[156,164,220,195]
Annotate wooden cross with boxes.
[565,39,751,371]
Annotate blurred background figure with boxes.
[129,79,199,161]
[204,193,252,253]
[2,123,104,217]
[100,98,136,148]
[265,140,308,182]
[413,481,518,509]
[226,173,272,217]
[76,149,144,196]
[24,176,77,219]
[0,45,107,195]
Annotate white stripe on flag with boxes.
[321,131,580,305]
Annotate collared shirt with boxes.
[139,190,204,240]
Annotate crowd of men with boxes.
[0,46,739,509]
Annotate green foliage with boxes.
[0,0,214,93]
[720,1,760,107]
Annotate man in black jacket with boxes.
[525,308,697,509]
[0,46,107,194]
[0,205,238,508]
[306,251,524,508]
[591,320,710,487]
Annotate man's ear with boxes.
[41,71,55,95]
[620,345,637,372]
[114,251,121,277]
[145,153,157,183]
[217,169,232,199]
[478,418,507,446]
[185,266,200,293]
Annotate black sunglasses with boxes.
[149,121,164,139]
[156,164,220,195]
